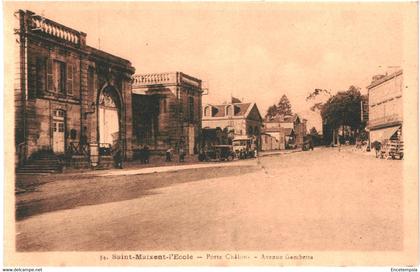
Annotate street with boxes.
[16,148,403,251]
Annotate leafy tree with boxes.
[265,104,278,119]
[320,86,362,130]
[277,95,293,116]
[309,126,321,146]
[307,86,362,145]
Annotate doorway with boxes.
[98,87,120,149]
[52,109,65,153]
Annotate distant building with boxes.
[263,113,306,149]
[202,102,263,149]
[360,95,369,124]
[260,133,280,151]
[367,70,403,144]
[132,72,203,155]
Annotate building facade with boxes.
[15,10,135,168]
[202,102,263,149]
[132,72,203,155]
[367,70,403,144]
[260,133,280,151]
[263,114,306,149]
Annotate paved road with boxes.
[16,148,403,251]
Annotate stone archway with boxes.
[98,86,121,148]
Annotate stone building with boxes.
[263,114,306,149]
[15,10,135,170]
[367,70,403,144]
[260,133,280,151]
[132,72,203,155]
[202,102,263,149]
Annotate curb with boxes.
[259,149,303,157]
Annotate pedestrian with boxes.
[372,141,381,158]
[179,146,185,162]
[144,145,150,164]
[114,149,123,169]
[166,147,172,162]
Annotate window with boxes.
[58,123,65,132]
[161,98,167,114]
[53,61,65,94]
[54,110,65,118]
[188,96,194,122]
[66,63,74,95]
[47,59,54,92]
[46,59,73,96]
[226,105,233,116]
[205,106,211,117]
[88,68,95,93]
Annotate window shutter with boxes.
[36,57,45,97]
[66,63,73,95]
[46,59,54,92]
[27,58,36,99]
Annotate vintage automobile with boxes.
[232,136,257,159]
[198,145,235,162]
[302,137,314,151]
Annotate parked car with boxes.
[198,145,235,162]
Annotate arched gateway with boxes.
[98,86,121,149]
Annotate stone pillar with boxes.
[123,78,133,160]
[79,57,91,143]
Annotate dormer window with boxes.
[204,106,212,117]
[226,105,234,116]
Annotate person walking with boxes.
[179,146,186,162]
[114,150,123,169]
[166,147,172,162]
[144,145,150,164]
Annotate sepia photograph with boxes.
[2,1,418,268]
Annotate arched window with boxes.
[205,106,212,117]
[226,105,234,116]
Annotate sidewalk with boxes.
[15,149,303,186]
[259,149,302,157]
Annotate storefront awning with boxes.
[370,126,400,143]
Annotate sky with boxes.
[5,2,411,130]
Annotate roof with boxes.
[282,128,294,136]
[206,103,252,118]
[266,114,299,123]
[264,127,283,133]
[367,69,403,89]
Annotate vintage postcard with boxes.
[2,1,419,268]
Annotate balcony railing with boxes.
[132,73,176,86]
[368,114,402,128]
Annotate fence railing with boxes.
[67,142,90,157]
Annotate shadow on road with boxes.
[16,165,259,221]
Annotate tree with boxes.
[307,86,362,145]
[321,86,362,129]
[265,104,278,119]
[320,86,362,144]
[309,126,321,146]
[277,95,293,116]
